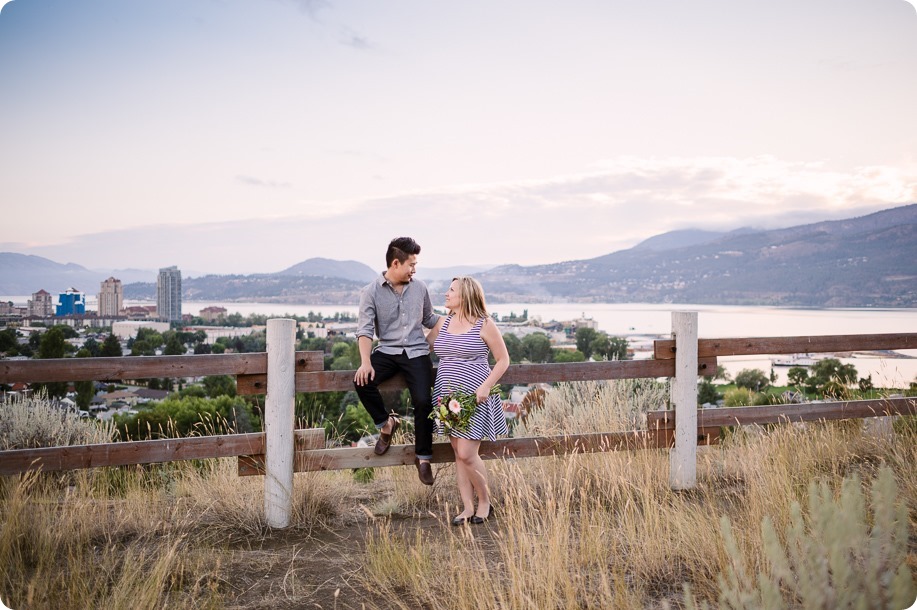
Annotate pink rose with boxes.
[448,399,462,414]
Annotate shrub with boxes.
[0,393,116,449]
[724,387,754,407]
[686,466,916,609]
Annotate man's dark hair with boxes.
[386,237,421,267]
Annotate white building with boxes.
[112,321,170,339]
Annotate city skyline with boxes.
[1,1,916,274]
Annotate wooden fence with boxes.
[1,314,915,527]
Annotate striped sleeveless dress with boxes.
[433,315,508,441]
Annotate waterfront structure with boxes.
[27,289,54,318]
[156,266,182,323]
[98,277,123,317]
[199,306,227,323]
[55,288,86,316]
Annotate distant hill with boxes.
[7,204,916,307]
[0,253,106,295]
[478,204,917,307]
[277,258,378,283]
[630,228,757,252]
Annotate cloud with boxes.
[236,175,293,189]
[283,0,330,20]
[4,156,914,276]
[340,28,374,50]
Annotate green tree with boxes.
[100,334,123,357]
[601,336,629,361]
[131,340,156,356]
[135,327,164,349]
[0,329,19,355]
[327,403,375,443]
[575,327,598,359]
[329,340,360,370]
[163,334,186,355]
[36,327,69,398]
[735,368,770,392]
[698,379,721,406]
[202,375,236,398]
[211,342,226,354]
[52,325,79,339]
[786,366,809,388]
[808,358,858,395]
[115,395,259,439]
[82,336,101,357]
[522,332,553,363]
[553,349,585,363]
[28,330,42,350]
[502,333,524,363]
[74,348,95,409]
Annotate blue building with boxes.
[56,288,86,316]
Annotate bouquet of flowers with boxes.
[431,385,501,434]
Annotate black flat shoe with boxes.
[471,505,495,525]
[451,515,471,526]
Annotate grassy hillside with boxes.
[1,386,914,609]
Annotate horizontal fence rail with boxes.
[1,330,914,480]
[237,358,719,395]
[237,429,692,476]
[0,429,325,476]
[653,333,917,359]
[0,351,324,384]
[646,396,917,429]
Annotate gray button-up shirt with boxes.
[356,273,440,358]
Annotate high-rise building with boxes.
[28,289,54,318]
[98,277,124,317]
[56,287,86,316]
[157,266,182,323]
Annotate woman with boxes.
[427,276,509,525]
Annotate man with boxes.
[354,237,440,485]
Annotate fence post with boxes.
[670,311,698,490]
[264,318,296,528]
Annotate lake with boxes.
[5,296,917,388]
[170,300,917,388]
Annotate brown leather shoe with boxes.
[373,417,400,455]
[415,458,434,486]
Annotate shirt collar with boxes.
[379,271,413,288]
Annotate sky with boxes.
[1,0,916,276]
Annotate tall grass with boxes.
[0,395,361,609]
[1,387,914,608]
[359,381,917,609]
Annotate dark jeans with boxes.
[354,350,434,459]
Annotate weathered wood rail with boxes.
[2,318,915,527]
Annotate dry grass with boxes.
[357,382,917,609]
[1,387,915,609]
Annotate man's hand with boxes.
[354,363,375,386]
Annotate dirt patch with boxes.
[216,495,495,609]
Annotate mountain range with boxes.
[2,204,915,307]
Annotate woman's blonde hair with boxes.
[450,276,488,321]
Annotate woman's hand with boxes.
[475,384,491,404]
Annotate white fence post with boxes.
[670,311,698,490]
[265,318,296,528]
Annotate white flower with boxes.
[448,399,462,414]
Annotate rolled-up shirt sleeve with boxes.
[422,285,439,329]
[356,286,376,340]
